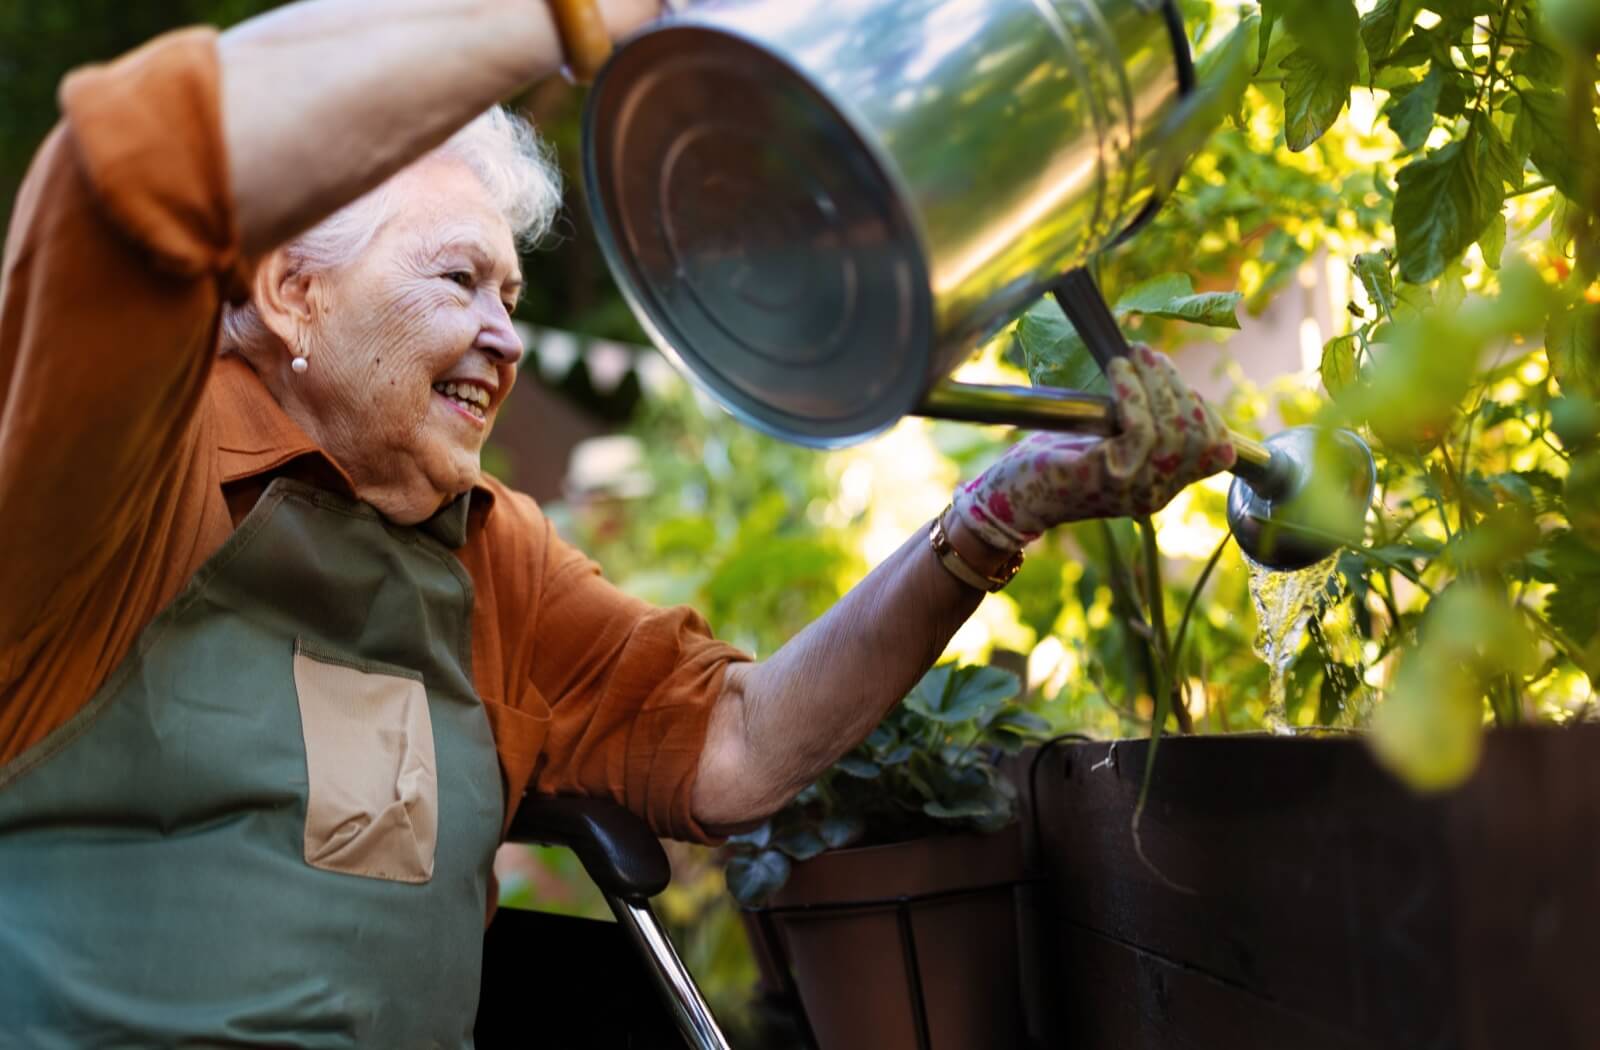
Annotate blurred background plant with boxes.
[5,0,1596,1039]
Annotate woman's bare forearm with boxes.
[219,0,654,254]
[691,522,987,830]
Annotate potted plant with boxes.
[722,662,1052,1050]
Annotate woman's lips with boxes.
[433,388,488,426]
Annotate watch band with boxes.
[929,506,1024,593]
[549,0,614,83]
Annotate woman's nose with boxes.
[475,300,524,365]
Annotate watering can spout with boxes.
[1224,427,1377,571]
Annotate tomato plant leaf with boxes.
[1471,112,1523,193]
[1113,274,1193,313]
[1383,63,1442,151]
[1013,300,1107,393]
[1016,274,1241,392]
[1115,273,1243,328]
[1547,303,1600,399]
[1393,130,1503,284]
[1320,333,1360,398]
[1371,644,1485,789]
[1544,532,1600,649]
[1141,292,1244,329]
[1265,0,1360,80]
[1514,88,1600,202]
[1478,209,1506,270]
[1360,0,1425,60]
[1257,5,1279,71]
[1282,47,1354,151]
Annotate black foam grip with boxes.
[506,795,671,901]
[1051,268,1132,376]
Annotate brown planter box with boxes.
[747,825,1031,1050]
[1015,727,1600,1049]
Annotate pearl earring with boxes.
[291,352,309,375]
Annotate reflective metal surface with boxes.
[918,379,1278,474]
[586,0,1190,446]
[1226,427,1377,572]
[610,898,732,1050]
[919,381,1119,433]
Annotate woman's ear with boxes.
[252,247,319,351]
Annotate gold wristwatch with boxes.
[928,505,1024,593]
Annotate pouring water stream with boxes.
[1246,553,1368,732]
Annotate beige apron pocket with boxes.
[293,639,438,883]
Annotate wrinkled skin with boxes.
[245,156,524,524]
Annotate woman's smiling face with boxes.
[266,155,526,523]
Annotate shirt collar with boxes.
[212,355,497,537]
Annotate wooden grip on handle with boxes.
[549,0,614,83]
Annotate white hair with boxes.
[220,106,561,355]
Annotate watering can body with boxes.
[584,0,1194,447]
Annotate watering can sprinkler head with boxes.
[1224,427,1377,572]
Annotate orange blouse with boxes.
[0,28,747,845]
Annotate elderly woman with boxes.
[0,0,1231,1044]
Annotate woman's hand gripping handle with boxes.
[952,345,1236,552]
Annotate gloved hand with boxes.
[953,345,1235,551]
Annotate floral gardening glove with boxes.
[953,345,1235,551]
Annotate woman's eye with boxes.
[443,271,474,288]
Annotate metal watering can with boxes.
[581,0,1375,569]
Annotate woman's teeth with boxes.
[433,381,488,421]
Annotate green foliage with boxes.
[722,664,1048,907]
[1283,47,1356,151]
[565,385,863,656]
[1394,129,1496,282]
[1014,272,1242,390]
[1009,0,1600,792]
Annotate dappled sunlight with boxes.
[1150,477,1231,561]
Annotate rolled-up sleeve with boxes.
[478,487,751,844]
[0,28,242,661]
[58,28,243,281]
[535,523,750,843]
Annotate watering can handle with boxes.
[1051,268,1133,373]
[918,266,1292,497]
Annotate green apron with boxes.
[0,477,505,1048]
